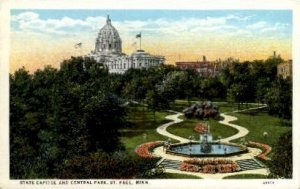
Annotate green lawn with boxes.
[229,110,292,151]
[223,174,268,179]
[152,173,201,179]
[120,105,173,157]
[166,117,238,141]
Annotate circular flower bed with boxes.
[180,159,240,174]
[135,141,163,158]
[247,141,272,160]
[194,123,208,134]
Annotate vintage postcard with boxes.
[0,0,299,189]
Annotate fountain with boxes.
[166,123,248,157]
[199,124,213,153]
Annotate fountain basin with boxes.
[166,142,248,157]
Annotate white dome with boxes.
[94,15,122,54]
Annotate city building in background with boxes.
[175,56,220,77]
[277,60,292,79]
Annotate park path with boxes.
[156,110,189,143]
[218,113,249,143]
[220,105,267,143]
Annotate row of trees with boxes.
[10,55,292,178]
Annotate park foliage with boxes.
[10,55,292,178]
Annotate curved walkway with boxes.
[220,105,267,143]
[156,111,189,143]
[218,113,249,143]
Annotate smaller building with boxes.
[176,56,219,77]
[277,60,292,79]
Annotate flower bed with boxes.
[180,162,200,172]
[135,141,163,158]
[184,159,234,165]
[194,123,208,134]
[180,159,240,174]
[247,141,272,161]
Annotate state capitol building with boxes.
[86,16,165,74]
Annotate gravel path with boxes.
[156,111,189,143]
[220,105,267,143]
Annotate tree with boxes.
[145,87,169,120]
[265,78,292,119]
[83,92,126,152]
[199,77,226,100]
[269,130,292,178]
[10,68,37,178]
[225,62,255,108]
[264,55,284,80]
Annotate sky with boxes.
[10,10,292,73]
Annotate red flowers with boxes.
[180,159,240,174]
[247,141,272,161]
[135,141,163,158]
[180,162,200,172]
[194,123,208,134]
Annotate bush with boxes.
[268,130,292,178]
[56,151,161,179]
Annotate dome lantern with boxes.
[106,15,111,25]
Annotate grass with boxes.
[166,117,238,141]
[120,105,173,157]
[229,109,292,152]
[152,173,201,179]
[223,174,268,179]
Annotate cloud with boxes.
[11,11,253,37]
[260,22,289,33]
[246,21,267,30]
[12,11,93,35]
[245,21,290,35]
[12,11,39,21]
[11,11,290,42]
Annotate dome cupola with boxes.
[94,15,122,54]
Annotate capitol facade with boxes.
[86,16,165,74]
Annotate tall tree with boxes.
[265,77,292,119]
[269,130,292,178]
